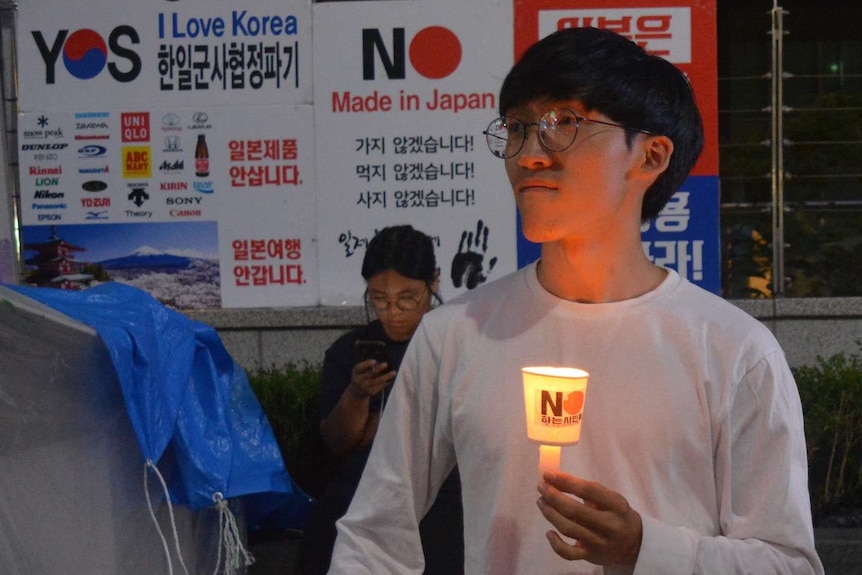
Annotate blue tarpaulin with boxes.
[3,282,311,527]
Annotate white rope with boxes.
[211,492,255,575]
[144,462,174,575]
[144,460,191,575]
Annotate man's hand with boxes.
[536,471,643,567]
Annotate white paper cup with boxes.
[522,366,589,446]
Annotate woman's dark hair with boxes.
[361,224,437,285]
[499,27,704,222]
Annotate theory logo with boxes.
[362,26,462,80]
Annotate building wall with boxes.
[185,297,862,372]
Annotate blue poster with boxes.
[517,175,721,294]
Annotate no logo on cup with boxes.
[522,366,589,445]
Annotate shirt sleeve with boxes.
[319,331,359,419]
[633,350,824,575]
[327,320,455,574]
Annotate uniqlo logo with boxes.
[121,112,150,143]
[538,8,692,63]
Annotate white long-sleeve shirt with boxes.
[328,263,823,575]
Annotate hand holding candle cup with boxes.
[522,367,589,472]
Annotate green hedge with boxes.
[793,351,862,524]
[248,362,336,499]
[249,354,862,525]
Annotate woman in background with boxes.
[298,224,464,575]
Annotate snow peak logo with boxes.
[23,115,65,140]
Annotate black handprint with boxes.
[450,219,498,289]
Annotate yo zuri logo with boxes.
[32,26,141,84]
[362,26,462,80]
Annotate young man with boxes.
[327,27,823,575]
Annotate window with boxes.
[719,0,862,297]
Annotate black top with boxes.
[300,319,463,575]
[318,319,408,490]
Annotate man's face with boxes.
[504,100,647,245]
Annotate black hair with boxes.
[361,224,437,285]
[499,27,704,221]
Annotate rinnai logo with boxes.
[31,26,142,84]
[538,8,691,63]
[362,26,462,80]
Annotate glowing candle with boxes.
[522,366,589,471]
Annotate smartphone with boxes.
[355,339,388,364]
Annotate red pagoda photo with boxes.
[23,227,94,290]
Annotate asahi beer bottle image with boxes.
[195,133,209,177]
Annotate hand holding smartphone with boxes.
[355,339,388,364]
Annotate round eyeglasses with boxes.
[365,286,428,313]
[483,108,653,159]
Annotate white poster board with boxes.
[16,0,317,307]
[312,0,516,305]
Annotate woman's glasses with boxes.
[365,286,428,312]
